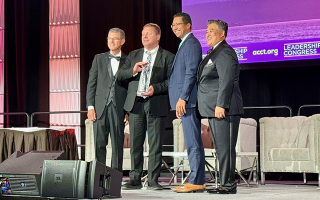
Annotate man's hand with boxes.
[87,109,96,121]
[215,106,225,119]
[175,98,186,119]
[141,85,154,97]
[133,61,148,74]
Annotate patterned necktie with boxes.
[109,54,121,61]
[142,51,152,93]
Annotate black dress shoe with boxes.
[218,186,237,194]
[207,185,237,194]
[147,183,163,190]
[122,180,142,190]
[206,187,220,193]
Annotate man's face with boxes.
[141,26,160,49]
[171,16,190,39]
[107,32,125,52]
[206,23,225,47]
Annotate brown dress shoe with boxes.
[172,183,206,193]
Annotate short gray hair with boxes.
[207,19,228,38]
[108,27,125,39]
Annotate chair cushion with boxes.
[269,148,310,161]
[201,119,214,149]
[124,133,130,148]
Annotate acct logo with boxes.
[252,49,279,56]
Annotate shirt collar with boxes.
[110,51,122,57]
[212,40,223,50]
[181,32,192,44]
[144,45,159,54]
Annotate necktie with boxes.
[142,51,152,93]
[145,51,151,71]
[109,54,121,61]
[178,41,183,49]
[207,48,213,55]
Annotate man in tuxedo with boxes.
[169,13,206,193]
[118,23,174,190]
[197,19,244,194]
[86,28,128,172]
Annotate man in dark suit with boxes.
[197,19,244,194]
[169,13,206,193]
[86,28,128,172]
[118,23,174,190]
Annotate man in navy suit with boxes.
[169,13,206,193]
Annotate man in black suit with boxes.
[118,23,174,190]
[197,20,244,194]
[86,28,128,172]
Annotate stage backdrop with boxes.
[3,0,320,154]
[5,0,49,127]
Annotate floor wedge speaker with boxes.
[41,160,87,198]
[0,151,65,196]
[87,160,122,198]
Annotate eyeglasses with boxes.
[107,37,121,41]
[171,23,184,28]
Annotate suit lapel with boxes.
[172,33,194,68]
[197,40,226,81]
[117,55,127,71]
[136,49,144,80]
[151,47,163,78]
[105,52,113,79]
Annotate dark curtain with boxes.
[4,0,49,127]
[240,63,320,120]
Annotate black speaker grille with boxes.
[8,175,39,195]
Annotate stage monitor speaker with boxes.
[0,151,65,196]
[41,160,87,198]
[87,160,122,198]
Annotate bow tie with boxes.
[109,54,121,61]
[207,49,213,55]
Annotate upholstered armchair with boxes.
[259,114,320,186]
[84,119,148,170]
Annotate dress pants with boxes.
[208,115,240,187]
[93,103,125,172]
[128,99,164,185]
[181,108,205,185]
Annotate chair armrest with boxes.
[173,119,184,152]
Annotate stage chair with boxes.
[172,118,257,182]
[260,114,320,186]
[84,119,149,171]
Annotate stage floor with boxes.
[1,178,319,200]
[120,181,320,200]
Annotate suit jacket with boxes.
[86,51,128,121]
[197,40,244,117]
[169,33,202,109]
[117,47,174,117]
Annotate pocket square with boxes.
[205,59,213,67]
